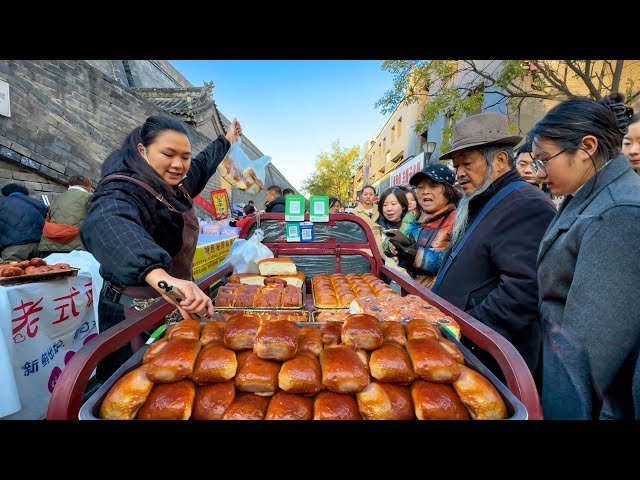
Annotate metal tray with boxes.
[0,267,80,286]
[80,321,527,420]
[214,282,306,310]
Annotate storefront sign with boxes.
[391,155,423,187]
[192,235,236,279]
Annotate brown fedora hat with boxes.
[439,112,522,160]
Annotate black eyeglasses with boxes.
[531,148,567,175]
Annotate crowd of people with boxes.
[2,92,639,420]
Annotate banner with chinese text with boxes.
[192,236,237,280]
[0,274,97,419]
[210,189,230,220]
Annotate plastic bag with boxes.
[219,138,271,194]
[222,228,273,273]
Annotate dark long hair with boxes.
[377,186,408,226]
[102,116,191,196]
[528,95,631,171]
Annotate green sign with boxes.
[285,195,305,222]
[309,195,329,222]
[286,222,301,242]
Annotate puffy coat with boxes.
[0,193,48,250]
[39,186,92,253]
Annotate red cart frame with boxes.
[46,213,542,420]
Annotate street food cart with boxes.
[46,213,542,420]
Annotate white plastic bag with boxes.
[219,138,271,194]
[222,228,273,273]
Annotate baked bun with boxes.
[320,345,369,394]
[405,338,461,383]
[356,381,414,420]
[313,391,362,420]
[146,338,201,383]
[278,351,322,395]
[341,314,383,350]
[166,319,202,341]
[223,313,261,350]
[452,365,508,419]
[271,272,305,288]
[190,343,238,384]
[138,379,196,420]
[192,380,236,420]
[265,391,314,420]
[235,352,281,396]
[222,392,271,420]
[99,364,154,420]
[368,342,415,384]
[411,379,469,420]
[200,321,226,346]
[253,320,300,361]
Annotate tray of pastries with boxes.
[81,312,526,420]
[0,258,79,286]
[311,272,397,309]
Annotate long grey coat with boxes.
[538,154,640,419]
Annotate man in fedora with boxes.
[431,111,556,385]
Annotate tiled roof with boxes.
[133,81,215,117]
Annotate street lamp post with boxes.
[423,141,437,167]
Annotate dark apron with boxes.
[101,174,199,299]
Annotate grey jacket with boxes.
[538,154,640,419]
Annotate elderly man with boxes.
[431,112,556,382]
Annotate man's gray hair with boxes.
[449,145,514,247]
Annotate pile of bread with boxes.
[0,258,72,278]
[312,273,396,308]
[215,258,303,309]
[219,310,308,323]
[98,313,507,420]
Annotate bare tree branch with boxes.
[565,61,602,99]
[611,60,624,93]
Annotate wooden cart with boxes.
[46,213,543,420]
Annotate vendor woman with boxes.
[81,115,242,381]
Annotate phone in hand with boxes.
[383,229,412,246]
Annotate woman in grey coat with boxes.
[529,95,640,419]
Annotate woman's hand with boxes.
[225,118,242,143]
[388,242,398,256]
[146,269,214,320]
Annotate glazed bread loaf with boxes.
[235,352,281,396]
[452,365,507,420]
[166,318,202,341]
[253,320,300,361]
[411,379,469,420]
[341,314,384,350]
[278,351,322,395]
[405,319,441,341]
[313,391,362,420]
[99,364,154,420]
[368,342,415,384]
[138,379,197,420]
[223,313,261,350]
[280,285,302,307]
[265,391,314,420]
[298,326,323,356]
[142,339,169,365]
[438,338,465,364]
[146,338,201,383]
[221,392,271,420]
[320,345,369,394]
[192,379,236,420]
[200,321,226,346]
[190,343,238,384]
[257,257,297,276]
[381,322,407,346]
[356,381,414,420]
[406,338,461,383]
[321,321,342,346]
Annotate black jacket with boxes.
[436,169,556,372]
[265,196,286,213]
[80,135,230,288]
[0,193,48,250]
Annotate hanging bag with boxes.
[42,208,80,244]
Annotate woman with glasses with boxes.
[384,165,460,288]
[622,110,640,174]
[529,94,640,420]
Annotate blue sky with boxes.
[169,60,394,190]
